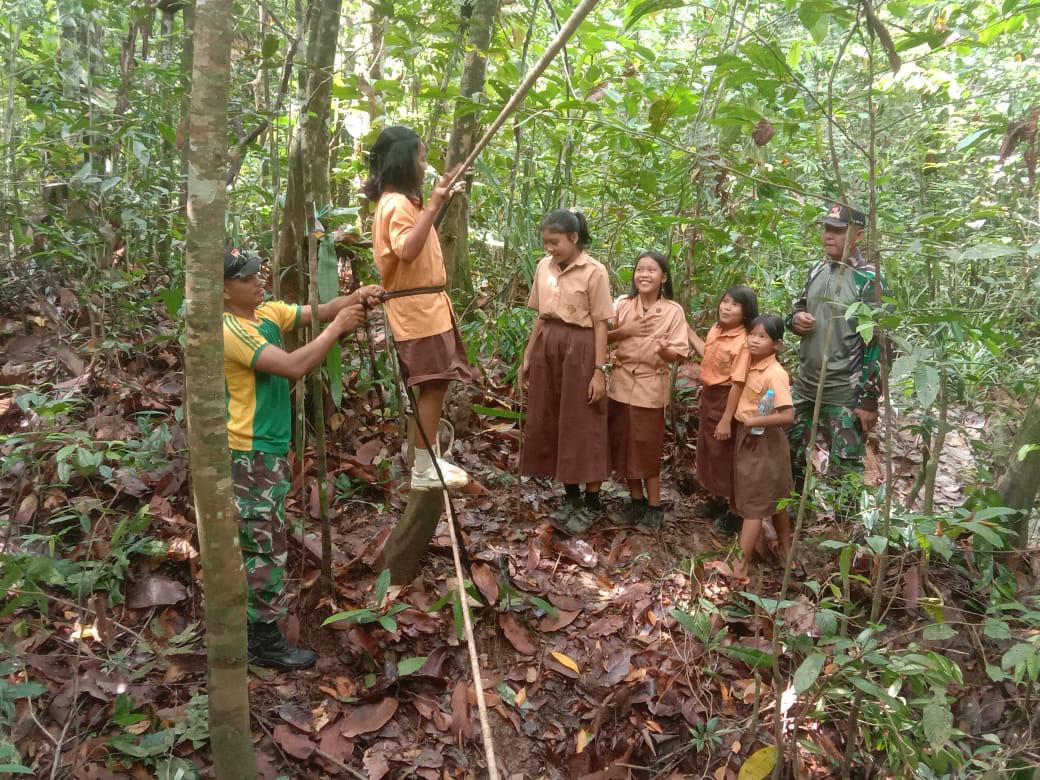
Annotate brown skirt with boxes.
[733,423,795,518]
[521,319,608,484]
[696,383,736,500]
[608,399,665,479]
[395,324,476,388]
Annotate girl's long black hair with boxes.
[627,250,674,300]
[718,285,759,329]
[362,125,423,202]
[540,208,591,248]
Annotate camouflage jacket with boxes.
[788,249,888,411]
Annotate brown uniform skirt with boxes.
[395,323,476,388]
[521,319,608,484]
[696,383,736,500]
[733,423,795,518]
[608,399,665,479]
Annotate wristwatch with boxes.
[595,363,612,375]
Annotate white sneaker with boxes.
[410,458,469,490]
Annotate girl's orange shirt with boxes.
[372,192,454,341]
[701,323,750,387]
[735,353,794,423]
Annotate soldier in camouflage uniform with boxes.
[787,204,887,505]
[223,247,381,670]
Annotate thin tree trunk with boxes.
[183,0,255,773]
[276,0,342,302]
[439,0,501,304]
[997,393,1040,550]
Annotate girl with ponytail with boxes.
[520,208,613,536]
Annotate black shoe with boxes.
[607,498,648,526]
[248,621,317,671]
[694,497,727,520]
[713,511,743,536]
[640,505,665,530]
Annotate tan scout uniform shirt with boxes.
[735,353,794,423]
[372,192,453,341]
[608,296,690,409]
[700,324,750,387]
[527,252,613,328]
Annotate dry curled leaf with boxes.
[341,697,398,738]
[499,613,537,656]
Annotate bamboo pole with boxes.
[442,0,602,191]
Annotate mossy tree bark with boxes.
[183,0,255,774]
[275,0,342,302]
[438,0,501,305]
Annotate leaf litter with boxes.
[1,303,1036,779]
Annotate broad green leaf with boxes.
[325,341,342,408]
[374,568,392,606]
[738,745,777,780]
[913,362,940,409]
[1018,444,1040,461]
[955,128,993,151]
[958,242,1019,261]
[397,656,428,676]
[923,622,957,641]
[922,688,952,751]
[624,0,686,31]
[472,404,523,420]
[722,644,774,670]
[317,236,339,303]
[793,653,826,694]
[983,619,1011,640]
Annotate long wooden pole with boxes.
[443,0,602,190]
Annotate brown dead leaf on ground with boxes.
[125,574,187,608]
[499,612,537,655]
[272,723,315,760]
[341,697,398,738]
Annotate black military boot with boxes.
[247,621,317,671]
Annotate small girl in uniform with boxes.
[521,209,614,535]
[731,314,795,581]
[688,286,758,533]
[365,125,475,490]
[606,251,690,528]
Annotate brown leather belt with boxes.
[379,285,446,301]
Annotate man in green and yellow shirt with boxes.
[223,247,381,670]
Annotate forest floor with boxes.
[0,292,1026,780]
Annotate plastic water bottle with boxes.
[750,389,775,435]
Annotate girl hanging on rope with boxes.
[605,251,690,529]
[688,286,758,535]
[365,125,475,490]
[520,209,613,536]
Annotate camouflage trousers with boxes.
[230,450,290,624]
[788,395,866,482]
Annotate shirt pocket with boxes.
[745,374,768,403]
[561,290,589,320]
[713,348,734,374]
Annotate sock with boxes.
[564,483,581,499]
[584,491,602,511]
[414,447,434,472]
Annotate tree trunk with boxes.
[276,0,342,302]
[183,0,255,774]
[997,393,1040,550]
[438,0,501,306]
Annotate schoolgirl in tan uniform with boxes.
[731,314,795,582]
[521,209,613,536]
[688,286,758,533]
[606,251,689,529]
[365,125,475,490]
